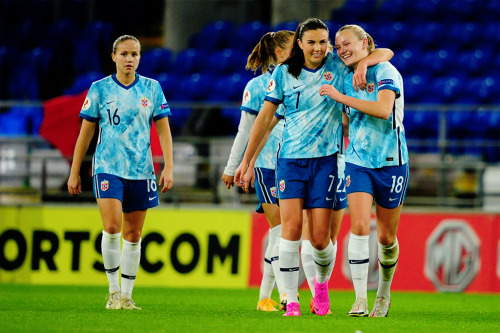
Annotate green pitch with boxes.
[0,284,498,332]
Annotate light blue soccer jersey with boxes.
[80,73,171,180]
[267,52,347,158]
[241,71,284,170]
[343,62,408,168]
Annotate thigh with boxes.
[373,164,410,209]
[279,198,304,241]
[307,208,332,249]
[97,198,123,234]
[261,203,281,228]
[347,192,373,235]
[123,178,159,213]
[123,210,148,242]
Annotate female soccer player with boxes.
[235,18,393,317]
[67,35,174,310]
[221,30,294,312]
[320,24,408,318]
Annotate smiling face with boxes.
[335,29,368,69]
[112,39,140,79]
[297,28,329,70]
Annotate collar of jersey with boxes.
[112,73,140,90]
[302,58,326,73]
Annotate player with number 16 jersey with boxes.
[80,73,171,180]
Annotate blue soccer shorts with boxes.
[345,162,409,209]
[276,154,340,209]
[93,173,159,213]
[254,167,278,213]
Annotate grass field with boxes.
[0,284,498,332]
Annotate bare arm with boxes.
[342,112,349,138]
[156,116,174,193]
[352,48,394,91]
[67,119,96,195]
[320,86,396,120]
[234,100,278,184]
[241,116,280,192]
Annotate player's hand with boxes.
[319,84,342,101]
[234,162,248,189]
[352,61,368,91]
[242,168,255,193]
[221,173,234,189]
[67,174,82,195]
[159,167,174,193]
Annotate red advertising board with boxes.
[249,211,500,293]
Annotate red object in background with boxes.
[40,91,163,166]
[249,211,500,293]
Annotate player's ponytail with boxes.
[246,30,294,74]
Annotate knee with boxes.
[123,230,142,243]
[378,233,396,246]
[350,219,370,235]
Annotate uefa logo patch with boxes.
[101,180,109,191]
[367,82,375,93]
[279,179,285,192]
[243,89,251,103]
[141,97,149,107]
[346,175,351,187]
[267,79,276,92]
[270,186,276,198]
[82,97,91,110]
[323,71,333,82]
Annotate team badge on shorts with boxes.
[367,82,375,93]
[323,71,333,82]
[101,180,109,191]
[346,175,351,187]
[270,186,276,198]
[279,180,285,192]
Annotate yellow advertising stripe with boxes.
[0,206,252,288]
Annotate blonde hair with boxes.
[336,24,375,53]
[246,30,294,74]
[112,35,141,54]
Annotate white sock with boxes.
[259,242,275,300]
[268,224,284,299]
[312,240,333,284]
[120,238,141,299]
[376,239,399,299]
[326,241,337,281]
[279,238,301,304]
[101,231,121,292]
[348,233,369,299]
[300,239,316,297]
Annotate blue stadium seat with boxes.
[168,107,192,136]
[391,47,422,76]
[154,72,180,100]
[404,73,429,104]
[0,108,28,136]
[446,110,473,155]
[208,72,253,102]
[189,20,235,51]
[273,20,300,33]
[409,22,445,50]
[173,73,213,102]
[64,71,104,95]
[171,48,210,75]
[233,21,270,53]
[331,0,378,24]
[206,48,247,75]
[139,48,174,77]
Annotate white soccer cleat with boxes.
[370,296,391,317]
[121,297,142,310]
[105,291,121,310]
[347,298,369,317]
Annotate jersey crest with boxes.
[141,97,149,107]
[323,71,333,82]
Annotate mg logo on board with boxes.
[425,220,480,292]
